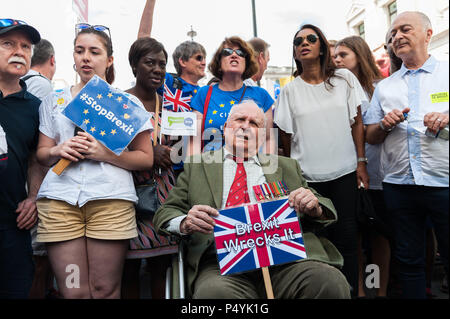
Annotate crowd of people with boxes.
[0,0,448,300]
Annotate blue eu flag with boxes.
[62,75,150,155]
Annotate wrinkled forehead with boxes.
[391,13,422,31]
[229,102,265,124]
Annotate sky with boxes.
[3,0,354,89]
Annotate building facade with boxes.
[346,0,449,61]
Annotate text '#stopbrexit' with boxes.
[79,93,136,136]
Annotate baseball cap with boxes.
[0,19,41,44]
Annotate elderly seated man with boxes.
[154,99,350,299]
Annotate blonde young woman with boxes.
[35,25,153,299]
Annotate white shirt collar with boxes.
[223,147,261,166]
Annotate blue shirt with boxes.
[364,56,449,187]
[191,84,274,151]
[158,73,200,170]
[157,73,200,112]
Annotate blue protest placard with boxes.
[62,75,150,155]
[214,198,307,276]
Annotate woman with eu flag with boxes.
[189,36,274,154]
[35,24,154,299]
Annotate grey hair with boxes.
[417,11,432,31]
[172,41,206,76]
[31,39,55,67]
[228,98,267,128]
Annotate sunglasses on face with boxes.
[192,54,205,62]
[293,34,319,46]
[221,48,246,58]
[75,23,111,40]
[0,18,28,28]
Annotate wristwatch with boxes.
[357,157,368,164]
[379,121,393,132]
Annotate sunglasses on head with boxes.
[0,18,28,28]
[75,23,111,40]
[221,48,246,58]
[192,54,205,62]
[293,34,319,46]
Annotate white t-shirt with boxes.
[37,86,153,207]
[274,68,365,182]
[22,69,53,101]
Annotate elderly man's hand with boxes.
[381,107,410,131]
[288,187,323,218]
[16,197,38,230]
[424,112,449,135]
[180,205,219,235]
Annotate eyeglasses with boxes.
[192,54,205,62]
[75,23,111,40]
[0,18,28,28]
[221,48,246,58]
[293,34,319,46]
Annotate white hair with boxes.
[227,98,267,128]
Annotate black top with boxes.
[0,80,41,229]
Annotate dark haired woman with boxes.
[274,24,368,297]
[189,36,274,154]
[35,25,154,299]
[335,35,391,298]
[121,37,178,299]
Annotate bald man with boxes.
[365,11,449,299]
[154,100,350,299]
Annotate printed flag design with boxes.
[214,199,307,275]
[162,83,192,112]
[62,75,150,155]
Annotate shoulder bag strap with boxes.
[201,85,214,150]
[237,84,247,103]
[153,94,160,147]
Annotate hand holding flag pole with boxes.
[52,127,84,176]
[53,75,151,176]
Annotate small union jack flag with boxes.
[162,83,192,112]
[214,198,307,275]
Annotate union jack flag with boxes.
[214,199,307,276]
[163,83,192,112]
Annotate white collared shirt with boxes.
[37,87,153,206]
[364,56,449,187]
[221,148,266,208]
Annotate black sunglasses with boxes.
[192,54,205,62]
[221,48,246,58]
[293,34,319,46]
[0,18,27,28]
[75,23,111,40]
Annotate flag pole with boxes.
[262,267,274,299]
